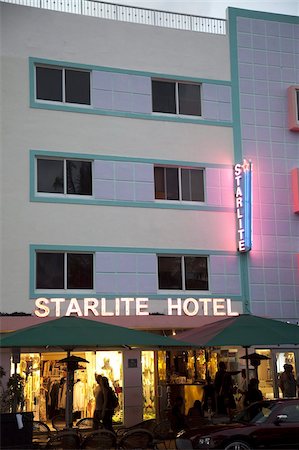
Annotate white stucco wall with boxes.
[0,3,234,313]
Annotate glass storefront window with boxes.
[157,351,167,383]
[142,351,156,420]
[276,351,296,399]
[14,350,124,425]
[11,353,40,418]
[256,350,273,399]
[95,351,123,424]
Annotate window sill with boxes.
[152,111,202,119]
[158,290,210,294]
[154,199,205,205]
[35,289,95,294]
[35,99,92,108]
[35,193,94,199]
[30,100,233,126]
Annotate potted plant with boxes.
[0,366,33,448]
[0,367,25,413]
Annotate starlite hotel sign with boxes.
[234,159,252,252]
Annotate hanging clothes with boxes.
[58,378,67,409]
[73,380,86,412]
[48,380,60,419]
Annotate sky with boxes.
[106,0,299,19]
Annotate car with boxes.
[176,398,299,449]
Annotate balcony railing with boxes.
[1,0,226,34]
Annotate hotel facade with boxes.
[0,1,298,425]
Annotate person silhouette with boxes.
[279,364,297,398]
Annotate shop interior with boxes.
[14,351,124,425]
[11,347,296,425]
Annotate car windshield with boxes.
[233,401,276,424]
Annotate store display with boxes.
[142,351,155,420]
[13,350,124,425]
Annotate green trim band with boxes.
[30,244,239,298]
[30,101,233,127]
[31,196,233,212]
[30,244,238,255]
[30,57,232,85]
[31,292,244,300]
[228,7,299,24]
[30,150,234,212]
[29,57,233,126]
[31,149,233,168]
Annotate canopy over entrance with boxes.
[175,314,299,347]
[0,316,193,429]
[0,315,192,349]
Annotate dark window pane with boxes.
[158,256,182,289]
[66,160,92,195]
[154,167,165,199]
[166,168,179,200]
[67,253,93,289]
[185,257,208,290]
[152,80,176,113]
[181,169,204,202]
[37,159,64,193]
[178,83,201,116]
[65,70,90,105]
[36,253,64,289]
[36,67,62,102]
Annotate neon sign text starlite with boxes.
[234,159,252,252]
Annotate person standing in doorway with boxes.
[93,374,106,429]
[101,376,115,431]
[279,364,297,398]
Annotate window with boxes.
[36,66,90,105]
[280,404,299,423]
[154,166,204,202]
[287,86,299,131]
[152,80,201,116]
[158,256,208,290]
[36,252,93,290]
[37,158,92,196]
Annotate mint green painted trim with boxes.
[29,58,36,108]
[31,196,233,212]
[30,151,36,202]
[30,244,239,298]
[29,57,233,126]
[30,57,232,86]
[239,253,251,313]
[228,7,299,24]
[31,292,244,300]
[30,101,233,127]
[30,246,36,302]
[30,244,237,255]
[229,10,242,163]
[31,150,233,169]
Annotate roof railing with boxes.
[1,0,227,34]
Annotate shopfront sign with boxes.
[34,297,239,317]
[234,159,252,252]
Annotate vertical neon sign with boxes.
[234,159,252,252]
